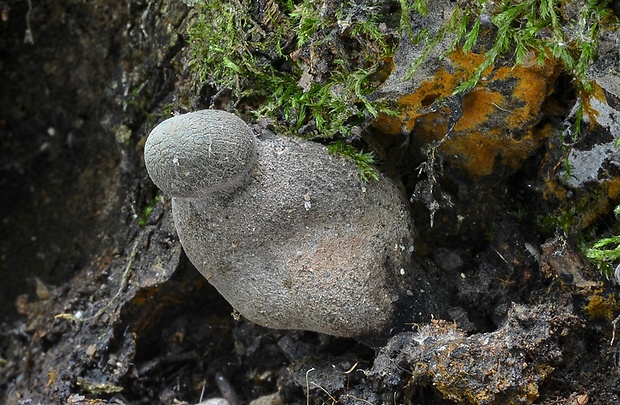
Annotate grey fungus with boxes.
[144,109,428,339]
[144,110,257,199]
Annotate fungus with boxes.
[144,109,429,338]
[143,109,257,199]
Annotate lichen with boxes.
[583,292,620,320]
[376,44,559,177]
[409,0,617,94]
[372,304,578,404]
[368,0,617,183]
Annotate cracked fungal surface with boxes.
[144,109,258,198]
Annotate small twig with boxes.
[343,362,358,374]
[90,239,139,320]
[199,380,206,403]
[492,102,510,112]
[611,314,620,346]
[306,368,315,405]
[55,239,139,322]
[311,382,338,404]
[494,247,509,265]
[343,394,375,405]
[24,0,33,44]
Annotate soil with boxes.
[1,1,620,404]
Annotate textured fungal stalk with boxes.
[144,110,257,198]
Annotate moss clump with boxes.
[139,194,163,228]
[186,0,418,182]
[187,0,398,140]
[187,0,617,183]
[584,205,620,278]
[403,0,617,94]
[188,0,618,134]
[327,140,379,181]
[187,0,287,101]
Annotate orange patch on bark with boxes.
[374,49,559,177]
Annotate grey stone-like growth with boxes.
[144,110,417,338]
[144,110,257,198]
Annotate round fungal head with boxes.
[144,110,257,198]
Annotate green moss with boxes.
[188,0,396,130]
[327,140,379,181]
[289,0,327,47]
[187,0,287,100]
[187,0,406,179]
[139,194,163,228]
[187,0,616,180]
[536,189,605,237]
[584,205,620,278]
[400,0,617,94]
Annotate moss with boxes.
[186,0,410,179]
[536,186,618,238]
[187,0,398,138]
[441,0,616,94]
[187,0,285,98]
[583,205,620,277]
[139,194,163,228]
[397,0,618,167]
[327,140,379,181]
[395,0,617,127]
[188,0,618,134]
[186,0,617,184]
